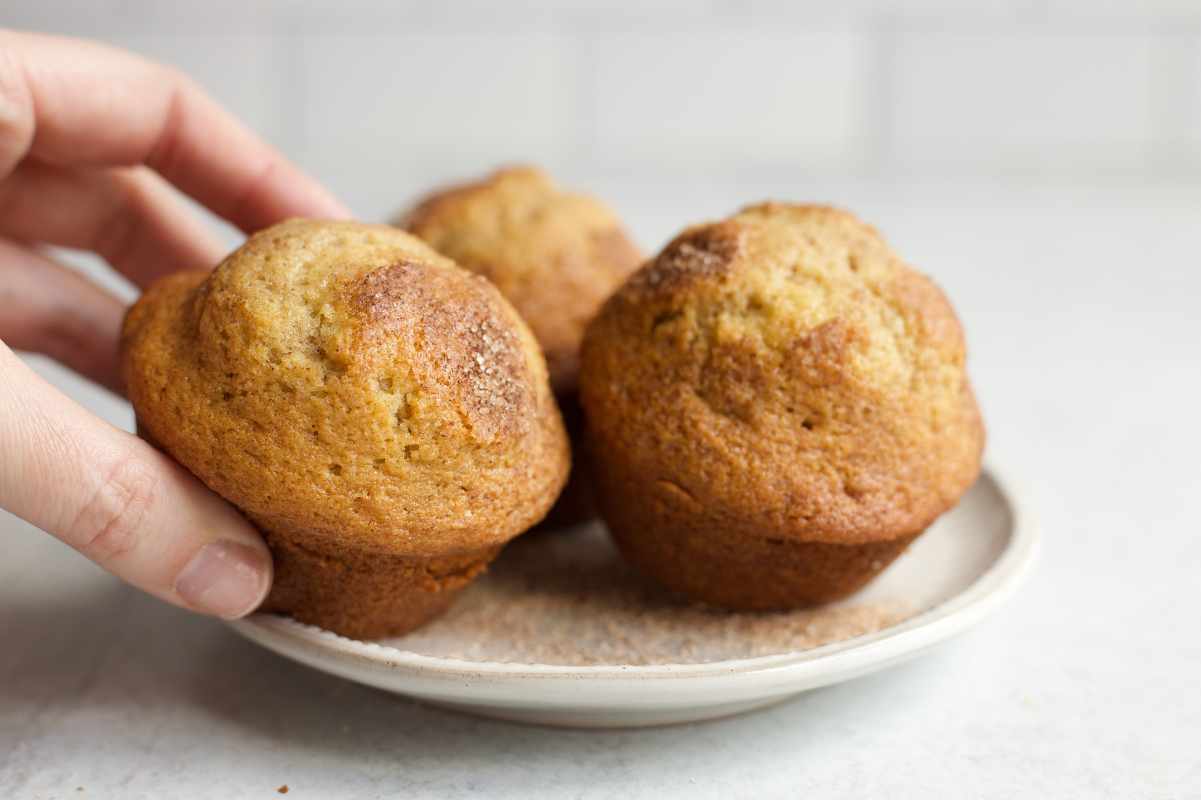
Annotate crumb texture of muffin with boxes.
[122,220,570,638]
[579,204,984,610]
[399,165,642,396]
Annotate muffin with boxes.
[400,166,642,394]
[399,166,642,527]
[122,220,570,638]
[579,204,984,610]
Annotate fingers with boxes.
[0,238,125,392]
[0,30,349,231]
[0,342,273,618]
[0,162,225,286]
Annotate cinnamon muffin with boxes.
[579,204,984,610]
[122,220,570,638]
[399,166,642,527]
[400,166,641,394]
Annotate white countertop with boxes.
[2,181,1199,799]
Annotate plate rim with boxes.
[229,462,1037,684]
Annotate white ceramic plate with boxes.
[229,467,1035,728]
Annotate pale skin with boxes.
[0,31,351,619]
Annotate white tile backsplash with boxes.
[890,31,1157,175]
[1,0,1199,185]
[2,1,130,37]
[586,30,870,172]
[105,32,287,142]
[1182,34,1201,172]
[1191,36,1201,171]
[295,31,575,219]
[727,0,1044,24]
[1044,0,1201,23]
[298,32,571,152]
[1148,32,1201,176]
[1,0,279,35]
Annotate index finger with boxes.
[0,30,350,231]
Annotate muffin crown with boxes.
[187,221,538,446]
[123,220,569,557]
[400,165,642,394]
[581,204,984,545]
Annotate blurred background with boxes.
[7,0,1200,213]
[5,0,1198,476]
[2,3,1199,796]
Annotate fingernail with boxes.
[175,540,271,619]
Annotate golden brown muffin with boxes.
[399,166,642,528]
[579,204,984,610]
[122,220,570,638]
[399,166,642,395]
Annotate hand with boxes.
[0,31,350,619]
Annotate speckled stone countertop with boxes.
[2,182,1198,799]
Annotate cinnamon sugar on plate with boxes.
[384,525,913,666]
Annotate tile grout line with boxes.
[864,12,897,183]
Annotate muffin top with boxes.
[580,203,984,545]
[122,220,569,557]
[400,166,642,394]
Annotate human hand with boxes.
[0,31,350,619]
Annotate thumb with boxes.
[0,342,272,618]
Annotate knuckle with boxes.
[70,452,160,563]
[92,171,147,265]
[0,37,34,176]
[226,158,279,224]
[143,77,187,177]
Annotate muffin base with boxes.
[260,532,500,640]
[609,522,919,611]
